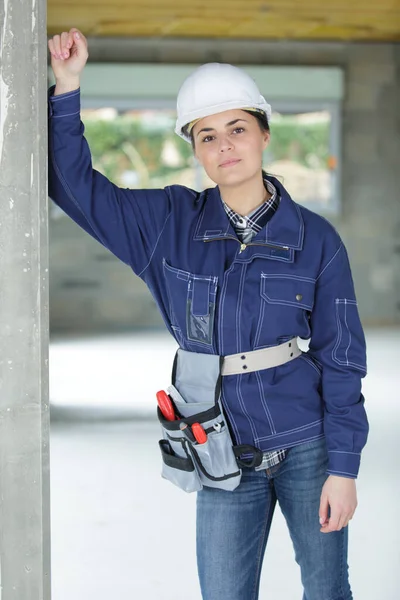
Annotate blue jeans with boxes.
[196,437,352,600]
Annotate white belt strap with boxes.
[221,338,301,376]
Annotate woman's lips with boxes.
[219,159,241,168]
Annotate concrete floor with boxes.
[49,329,400,599]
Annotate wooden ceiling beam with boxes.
[47,0,400,41]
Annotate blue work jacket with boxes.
[48,86,369,478]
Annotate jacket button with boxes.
[296,294,303,301]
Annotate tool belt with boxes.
[157,338,301,493]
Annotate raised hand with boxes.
[48,28,88,91]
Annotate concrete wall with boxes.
[48,39,400,333]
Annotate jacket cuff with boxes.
[327,450,361,479]
[48,85,81,118]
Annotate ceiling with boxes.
[48,0,400,42]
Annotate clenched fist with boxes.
[48,28,88,86]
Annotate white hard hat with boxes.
[175,63,272,143]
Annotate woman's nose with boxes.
[218,134,233,152]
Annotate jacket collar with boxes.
[193,175,304,251]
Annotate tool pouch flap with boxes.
[173,348,222,409]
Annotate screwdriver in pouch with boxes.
[179,422,196,443]
[192,422,208,444]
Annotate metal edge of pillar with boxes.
[0,0,51,598]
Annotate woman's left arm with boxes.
[308,237,369,531]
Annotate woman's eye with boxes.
[201,128,244,143]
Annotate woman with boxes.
[48,28,368,600]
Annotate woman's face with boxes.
[192,109,270,186]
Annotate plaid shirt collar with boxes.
[222,178,279,236]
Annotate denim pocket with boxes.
[260,274,315,310]
[255,274,316,348]
[163,259,218,348]
[332,298,367,373]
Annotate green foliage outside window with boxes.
[83,111,330,189]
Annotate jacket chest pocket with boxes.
[255,274,316,348]
[163,259,218,348]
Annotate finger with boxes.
[341,504,356,527]
[321,510,340,533]
[319,494,329,526]
[53,34,62,59]
[342,519,350,529]
[320,521,337,534]
[320,516,332,530]
[48,39,56,59]
[60,32,70,58]
[69,28,86,46]
[335,518,345,531]
[65,31,74,50]
[338,513,351,531]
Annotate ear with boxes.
[262,131,270,151]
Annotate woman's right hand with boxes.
[48,28,88,83]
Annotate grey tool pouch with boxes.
[157,348,247,493]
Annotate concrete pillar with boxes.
[0,0,51,598]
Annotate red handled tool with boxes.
[179,422,196,443]
[156,390,177,421]
[192,422,208,444]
